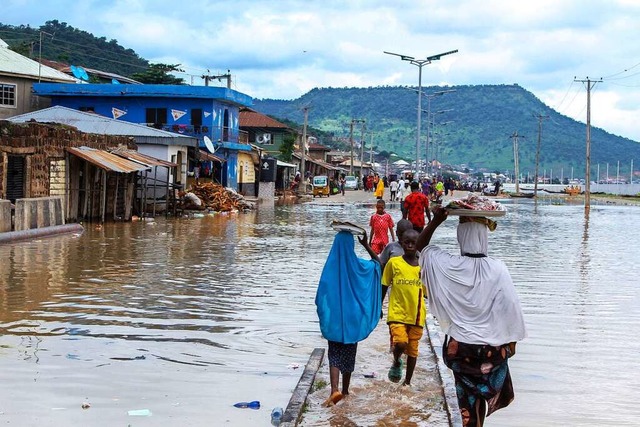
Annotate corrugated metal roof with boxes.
[39,59,142,84]
[33,83,253,107]
[67,147,150,173]
[7,106,198,146]
[110,148,176,168]
[198,149,225,163]
[0,39,75,82]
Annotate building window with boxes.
[79,106,95,112]
[146,108,167,129]
[0,83,16,107]
[191,108,202,133]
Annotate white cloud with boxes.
[2,0,640,140]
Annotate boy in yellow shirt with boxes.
[381,229,427,386]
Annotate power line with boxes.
[601,60,640,79]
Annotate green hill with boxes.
[254,85,640,177]
[0,20,148,77]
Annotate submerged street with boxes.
[1,189,639,426]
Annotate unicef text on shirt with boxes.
[395,278,422,286]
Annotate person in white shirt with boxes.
[389,179,399,201]
[396,178,405,201]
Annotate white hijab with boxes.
[420,221,527,346]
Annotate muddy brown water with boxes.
[0,199,639,426]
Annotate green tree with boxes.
[279,134,295,161]
[131,63,185,85]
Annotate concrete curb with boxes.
[425,314,463,427]
[0,223,84,244]
[280,348,325,427]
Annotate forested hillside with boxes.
[1,20,637,176]
[254,85,640,175]
[0,20,148,77]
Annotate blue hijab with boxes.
[315,231,381,344]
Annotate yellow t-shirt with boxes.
[381,256,427,327]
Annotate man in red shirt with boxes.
[402,181,432,232]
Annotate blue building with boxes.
[33,83,255,192]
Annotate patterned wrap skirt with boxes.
[442,336,515,427]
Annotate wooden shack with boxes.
[0,121,145,223]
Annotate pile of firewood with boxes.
[190,182,255,212]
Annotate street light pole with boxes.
[423,91,455,176]
[384,49,458,181]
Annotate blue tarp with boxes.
[315,231,381,344]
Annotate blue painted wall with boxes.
[45,96,240,143]
[33,83,255,191]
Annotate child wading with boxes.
[315,230,381,406]
[381,229,427,386]
[369,200,396,255]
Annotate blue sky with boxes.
[3,0,640,141]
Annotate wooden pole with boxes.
[165,165,170,218]
[113,173,119,220]
[101,170,107,223]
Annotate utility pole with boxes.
[510,131,524,194]
[533,113,549,197]
[349,120,354,176]
[369,133,374,164]
[358,121,367,175]
[349,119,365,175]
[299,106,309,195]
[202,69,232,88]
[574,77,601,211]
[38,30,54,83]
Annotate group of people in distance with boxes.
[315,190,527,427]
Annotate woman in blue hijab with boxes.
[315,231,381,406]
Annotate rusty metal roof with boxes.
[239,108,290,129]
[67,147,150,173]
[198,149,225,163]
[110,148,177,168]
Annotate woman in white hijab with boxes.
[416,206,526,427]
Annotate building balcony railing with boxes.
[144,123,249,145]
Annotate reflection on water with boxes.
[0,201,639,426]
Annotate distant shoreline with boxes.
[534,193,640,207]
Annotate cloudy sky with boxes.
[3,0,640,141]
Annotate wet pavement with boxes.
[301,188,457,427]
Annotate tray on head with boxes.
[444,208,506,217]
[330,220,366,236]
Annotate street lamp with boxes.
[384,49,458,180]
[423,104,454,173]
[431,122,453,175]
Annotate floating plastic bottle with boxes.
[271,407,283,426]
[233,400,260,409]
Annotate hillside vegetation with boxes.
[254,85,640,176]
[0,20,148,77]
[1,21,637,176]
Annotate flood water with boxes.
[0,199,639,426]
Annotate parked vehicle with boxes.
[312,175,330,197]
[344,175,358,190]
